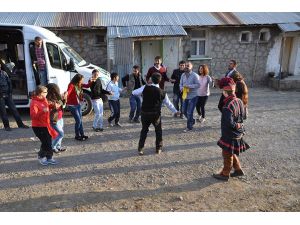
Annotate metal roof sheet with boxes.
[107,25,187,38]
[234,12,300,25]
[278,23,300,32]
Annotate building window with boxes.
[240,31,252,43]
[95,34,106,45]
[190,29,207,57]
[259,29,270,42]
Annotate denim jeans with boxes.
[39,70,47,85]
[0,96,23,128]
[173,92,183,114]
[182,96,199,130]
[129,94,141,120]
[108,99,120,124]
[68,104,84,137]
[92,99,104,129]
[51,118,64,150]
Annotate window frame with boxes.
[46,42,65,70]
[190,29,207,57]
[94,34,106,46]
[259,28,271,43]
[239,31,252,43]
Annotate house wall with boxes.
[182,26,282,85]
[52,29,108,70]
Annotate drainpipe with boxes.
[252,39,259,88]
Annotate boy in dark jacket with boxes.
[213,77,250,181]
[0,64,29,131]
[90,69,111,131]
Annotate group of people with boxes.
[1,47,250,181]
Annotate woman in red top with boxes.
[30,85,58,166]
[67,74,92,141]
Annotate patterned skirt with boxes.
[217,136,250,155]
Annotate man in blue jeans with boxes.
[122,65,146,123]
[180,61,200,132]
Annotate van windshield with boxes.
[58,42,87,67]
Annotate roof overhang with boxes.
[278,23,300,32]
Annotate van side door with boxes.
[45,42,71,93]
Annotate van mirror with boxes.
[67,58,75,71]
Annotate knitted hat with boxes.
[219,77,236,91]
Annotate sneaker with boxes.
[81,135,88,141]
[183,128,192,133]
[53,149,61,154]
[156,148,162,154]
[114,123,122,127]
[212,173,229,181]
[197,115,202,121]
[57,147,67,152]
[138,148,144,156]
[108,122,114,127]
[180,114,184,119]
[230,169,245,177]
[93,127,100,132]
[39,157,48,166]
[47,158,58,165]
[199,117,206,123]
[4,127,11,131]
[19,124,29,129]
[99,128,104,132]
[75,136,83,141]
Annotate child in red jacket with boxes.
[30,85,58,166]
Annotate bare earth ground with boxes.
[0,87,299,212]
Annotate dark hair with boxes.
[198,64,209,76]
[232,72,244,82]
[230,60,237,66]
[179,60,186,65]
[110,72,119,80]
[133,65,140,70]
[151,72,162,84]
[154,56,162,61]
[34,36,42,41]
[70,74,84,86]
[92,69,99,74]
[46,83,62,102]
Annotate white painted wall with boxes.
[266,35,282,76]
[289,36,300,76]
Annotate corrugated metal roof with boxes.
[234,12,300,25]
[0,12,300,28]
[108,25,187,38]
[278,23,300,32]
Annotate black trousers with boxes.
[196,96,208,118]
[138,112,162,150]
[0,96,23,128]
[32,127,53,159]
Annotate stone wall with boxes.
[182,26,282,86]
[52,29,108,70]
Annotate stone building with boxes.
[0,12,299,88]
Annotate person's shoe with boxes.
[75,136,83,141]
[4,127,11,131]
[114,122,122,127]
[183,128,192,133]
[19,124,29,129]
[53,149,61,154]
[81,135,88,141]
[230,169,245,177]
[39,157,48,166]
[213,173,229,181]
[99,128,104,132]
[93,127,100,132]
[47,158,58,165]
[156,148,162,154]
[58,147,67,152]
[197,115,202,121]
[133,118,140,123]
[199,117,206,123]
[138,148,144,156]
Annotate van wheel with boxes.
[81,92,93,116]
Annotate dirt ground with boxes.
[0,87,299,212]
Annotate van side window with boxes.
[46,43,63,70]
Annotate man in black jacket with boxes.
[132,73,179,155]
[0,64,29,131]
[90,69,112,132]
[171,60,185,118]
